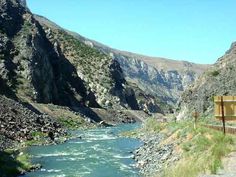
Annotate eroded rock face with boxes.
[18,0,27,8]
[0,95,66,150]
[98,51,208,113]
[0,0,97,107]
[112,53,206,104]
[33,14,209,113]
[59,30,208,112]
[0,0,26,37]
[34,15,142,111]
[176,42,236,120]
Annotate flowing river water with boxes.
[22,123,142,177]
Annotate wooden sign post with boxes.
[220,96,226,135]
[192,111,199,130]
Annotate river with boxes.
[22,123,142,177]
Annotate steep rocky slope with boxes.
[39,24,140,110]
[176,42,236,119]
[67,28,208,106]
[60,27,209,105]
[0,95,66,150]
[0,0,142,111]
[107,51,209,105]
[0,0,96,107]
[34,15,164,113]
[35,15,209,113]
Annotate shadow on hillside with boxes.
[0,78,18,100]
[0,151,23,177]
[70,106,108,124]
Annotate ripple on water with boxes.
[34,151,86,158]
[25,123,142,177]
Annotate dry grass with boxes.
[142,118,235,177]
[162,122,235,177]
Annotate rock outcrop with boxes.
[0,0,209,118]
[0,0,141,111]
[176,42,236,119]
[0,95,66,150]
[0,0,98,107]
[34,16,140,110]
[35,15,209,113]
[88,46,209,113]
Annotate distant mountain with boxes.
[35,15,209,113]
[0,0,209,115]
[67,26,209,105]
[104,50,209,104]
[176,42,236,119]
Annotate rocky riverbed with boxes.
[0,95,148,176]
[0,95,67,150]
[0,95,148,151]
[133,132,181,177]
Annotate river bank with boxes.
[0,95,69,176]
[0,95,151,176]
[130,118,236,177]
[133,133,180,177]
[127,118,181,177]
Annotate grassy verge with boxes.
[141,118,235,177]
[163,123,234,177]
[0,149,35,176]
[58,116,88,130]
[120,117,166,137]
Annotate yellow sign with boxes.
[214,96,236,121]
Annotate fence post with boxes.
[192,111,199,130]
[220,96,226,135]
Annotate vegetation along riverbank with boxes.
[125,118,236,177]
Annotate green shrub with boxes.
[210,70,220,77]
[0,151,32,176]
[31,131,46,138]
[143,118,165,132]
[58,117,84,129]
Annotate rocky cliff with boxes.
[65,32,208,112]
[107,51,209,105]
[176,42,236,119]
[0,0,96,107]
[34,17,140,110]
[35,16,209,113]
[0,0,209,116]
[0,0,141,111]
[35,15,165,113]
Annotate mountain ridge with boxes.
[34,15,208,70]
[176,41,236,119]
[35,15,209,110]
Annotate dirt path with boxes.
[200,151,236,177]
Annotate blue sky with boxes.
[27,0,236,64]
